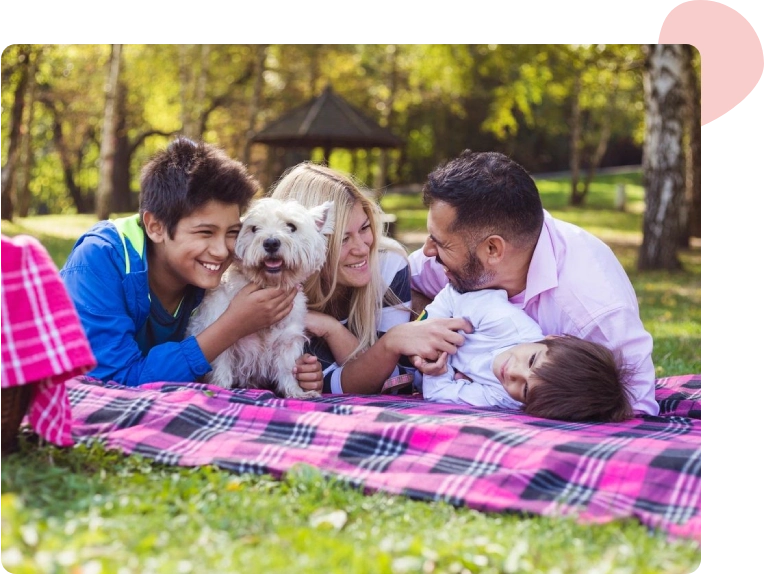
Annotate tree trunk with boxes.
[111,78,133,213]
[683,45,701,241]
[569,74,584,206]
[638,44,686,271]
[16,50,38,217]
[42,99,88,213]
[180,45,210,141]
[375,45,398,196]
[1,45,31,220]
[180,45,193,134]
[96,44,123,220]
[582,76,618,200]
[582,119,612,198]
[242,45,268,168]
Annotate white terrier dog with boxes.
[187,197,334,398]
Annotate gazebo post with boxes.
[321,145,332,165]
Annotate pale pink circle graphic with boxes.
[660,0,763,125]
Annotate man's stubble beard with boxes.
[449,248,495,294]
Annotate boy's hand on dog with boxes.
[293,353,323,393]
[226,284,298,337]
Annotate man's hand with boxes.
[294,353,323,394]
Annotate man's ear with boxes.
[143,212,166,244]
[481,235,506,266]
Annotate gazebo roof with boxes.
[250,85,402,150]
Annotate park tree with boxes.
[242,44,269,170]
[639,44,687,271]
[14,46,41,217]
[680,45,701,244]
[538,45,644,206]
[35,45,109,213]
[95,44,123,220]
[3,44,656,216]
[1,45,32,220]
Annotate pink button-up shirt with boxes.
[1,234,96,446]
[409,210,658,416]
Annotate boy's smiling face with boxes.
[145,200,243,298]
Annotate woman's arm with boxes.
[338,317,472,394]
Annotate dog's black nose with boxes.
[263,238,281,254]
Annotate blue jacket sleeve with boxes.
[60,234,211,387]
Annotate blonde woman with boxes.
[270,162,471,395]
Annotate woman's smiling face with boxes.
[335,201,374,289]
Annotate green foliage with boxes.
[2,45,649,214]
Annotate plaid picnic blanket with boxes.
[66,374,700,541]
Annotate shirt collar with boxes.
[521,210,559,307]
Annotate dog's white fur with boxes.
[186,197,335,398]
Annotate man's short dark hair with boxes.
[525,335,635,423]
[423,150,544,249]
[139,137,258,238]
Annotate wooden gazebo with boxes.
[250,85,402,184]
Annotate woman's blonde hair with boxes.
[269,162,407,361]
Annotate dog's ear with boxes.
[310,201,335,236]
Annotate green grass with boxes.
[1,170,701,572]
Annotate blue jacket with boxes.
[60,214,211,387]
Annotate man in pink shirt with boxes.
[409,150,658,416]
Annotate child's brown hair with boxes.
[139,137,258,238]
[525,336,635,422]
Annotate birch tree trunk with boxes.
[638,44,686,271]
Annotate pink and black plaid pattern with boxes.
[67,375,700,540]
[2,234,96,446]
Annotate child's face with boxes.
[491,342,548,403]
[151,200,242,291]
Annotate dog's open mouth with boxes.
[264,257,284,274]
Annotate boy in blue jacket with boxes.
[61,137,323,388]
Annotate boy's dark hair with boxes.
[525,335,635,423]
[139,137,258,238]
[422,149,544,250]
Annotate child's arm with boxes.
[423,371,520,408]
[62,247,206,386]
